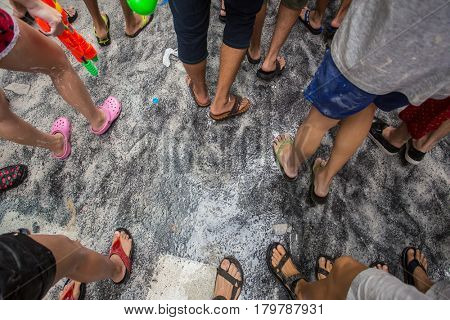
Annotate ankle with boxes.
[110,255,125,281]
[50,133,64,155]
[91,109,106,130]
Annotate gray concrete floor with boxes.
[0,0,449,299]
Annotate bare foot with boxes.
[110,231,133,283]
[271,245,304,297]
[313,158,330,197]
[214,259,242,300]
[59,280,81,300]
[382,126,404,148]
[373,263,389,273]
[125,14,152,37]
[272,134,297,179]
[299,7,322,29]
[261,56,286,73]
[317,257,333,280]
[407,248,433,293]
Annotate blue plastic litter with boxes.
[152,97,159,104]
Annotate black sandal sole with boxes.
[247,51,261,65]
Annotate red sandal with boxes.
[60,279,86,300]
[0,164,28,192]
[109,228,133,285]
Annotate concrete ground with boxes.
[0,0,449,300]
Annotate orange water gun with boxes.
[35,0,99,76]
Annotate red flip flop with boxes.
[60,279,86,300]
[109,228,133,285]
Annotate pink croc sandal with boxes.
[51,117,72,160]
[91,96,122,135]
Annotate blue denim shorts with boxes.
[304,50,410,119]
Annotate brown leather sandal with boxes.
[209,95,251,121]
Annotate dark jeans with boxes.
[169,0,264,64]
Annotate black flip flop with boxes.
[309,160,328,205]
[326,24,338,35]
[266,242,305,300]
[61,279,86,300]
[219,7,226,23]
[95,14,111,47]
[315,256,334,281]
[246,51,261,65]
[213,256,244,300]
[298,9,323,35]
[401,247,427,286]
[65,8,78,24]
[272,135,297,181]
[0,164,28,193]
[257,59,285,81]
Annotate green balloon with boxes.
[127,0,158,15]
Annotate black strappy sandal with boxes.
[213,256,244,300]
[266,242,306,299]
[257,59,285,81]
[298,9,323,35]
[315,256,334,280]
[246,50,261,65]
[401,247,427,286]
[0,164,28,192]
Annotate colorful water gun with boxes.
[35,0,99,77]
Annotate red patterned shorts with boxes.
[399,97,450,139]
[0,8,18,60]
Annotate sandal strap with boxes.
[216,267,243,288]
[407,259,426,276]
[274,252,292,281]
[213,295,227,300]
[109,238,132,274]
[229,95,242,116]
[317,268,329,277]
[285,273,304,293]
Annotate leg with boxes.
[299,0,329,30]
[169,0,211,106]
[248,1,268,61]
[211,0,264,115]
[330,0,352,28]
[9,0,27,19]
[274,106,338,178]
[413,119,450,152]
[0,89,64,154]
[296,256,367,299]
[119,0,151,36]
[30,231,131,285]
[260,1,305,72]
[382,122,411,148]
[0,20,106,131]
[314,104,376,197]
[82,0,108,39]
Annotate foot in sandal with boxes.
[315,256,333,280]
[59,280,86,300]
[213,257,244,300]
[272,134,298,180]
[266,243,306,299]
[209,95,251,121]
[402,247,434,294]
[109,228,133,284]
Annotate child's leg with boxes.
[82,0,108,39]
[413,119,450,152]
[314,103,376,196]
[0,89,64,154]
[0,20,106,131]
